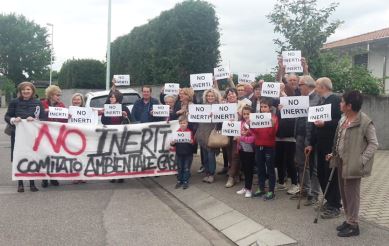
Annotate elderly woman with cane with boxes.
[326,90,378,237]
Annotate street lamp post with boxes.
[106,0,112,90]
[47,23,54,86]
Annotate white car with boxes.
[85,88,140,112]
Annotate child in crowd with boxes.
[236,106,255,198]
[252,98,279,200]
[171,116,194,189]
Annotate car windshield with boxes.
[90,93,140,108]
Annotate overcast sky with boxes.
[2,0,389,75]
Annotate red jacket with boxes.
[252,114,279,147]
[41,99,68,123]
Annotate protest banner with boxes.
[190,73,213,91]
[113,74,130,86]
[152,105,170,117]
[308,104,332,122]
[279,96,309,119]
[222,121,241,136]
[172,131,192,143]
[104,104,122,117]
[261,82,281,98]
[48,107,69,119]
[12,120,179,180]
[211,103,237,122]
[68,106,98,125]
[164,83,180,95]
[238,73,256,83]
[188,104,212,123]
[214,66,230,80]
[282,50,303,73]
[249,113,272,128]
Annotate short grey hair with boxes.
[164,94,176,102]
[316,77,333,91]
[300,75,316,88]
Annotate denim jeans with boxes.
[176,154,193,184]
[255,146,275,192]
[201,147,216,175]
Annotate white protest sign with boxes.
[240,98,252,106]
[68,106,98,125]
[211,103,237,122]
[113,74,130,86]
[164,83,180,95]
[12,120,179,180]
[308,104,332,122]
[222,121,241,136]
[238,73,256,83]
[190,73,213,91]
[104,104,122,117]
[249,113,272,128]
[48,107,69,119]
[214,66,230,80]
[282,50,303,73]
[188,104,212,122]
[152,105,170,117]
[279,96,309,119]
[261,82,281,98]
[172,131,192,143]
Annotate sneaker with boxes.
[208,175,214,183]
[287,184,300,195]
[252,188,266,198]
[245,190,252,198]
[337,224,359,237]
[197,166,205,173]
[175,183,182,189]
[202,176,209,183]
[225,177,235,188]
[276,183,287,191]
[264,192,275,201]
[182,183,189,189]
[321,208,341,219]
[217,167,228,175]
[336,221,350,232]
[236,188,247,195]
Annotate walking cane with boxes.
[314,167,336,223]
[297,152,310,209]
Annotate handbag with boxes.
[4,124,14,136]
[207,128,229,148]
[121,116,131,124]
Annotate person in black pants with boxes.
[306,77,342,219]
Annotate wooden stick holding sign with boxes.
[152,105,170,117]
[279,96,309,119]
[261,82,281,98]
[211,103,237,122]
[222,121,241,136]
[104,104,122,117]
[113,74,130,86]
[164,83,180,95]
[48,107,69,119]
[188,104,212,123]
[190,73,213,91]
[249,113,272,128]
[308,104,332,122]
[214,66,231,80]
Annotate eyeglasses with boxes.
[298,84,306,87]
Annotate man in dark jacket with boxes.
[132,85,160,123]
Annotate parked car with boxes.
[85,88,140,112]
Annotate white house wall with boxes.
[368,46,389,94]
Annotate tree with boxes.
[111,0,220,86]
[267,0,343,75]
[0,14,51,84]
[58,59,106,89]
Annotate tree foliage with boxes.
[267,0,343,75]
[0,14,51,84]
[111,0,220,87]
[58,59,105,89]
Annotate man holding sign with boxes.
[132,85,160,123]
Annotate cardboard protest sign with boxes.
[282,50,303,73]
[152,105,170,117]
[68,106,98,125]
[12,120,179,180]
[249,113,272,128]
[238,73,256,83]
[214,66,230,80]
[222,121,241,136]
[211,103,238,122]
[188,104,212,123]
[172,131,192,143]
[261,82,281,98]
[164,83,180,95]
[279,96,309,119]
[190,73,213,91]
[113,74,130,86]
[308,104,332,122]
[240,98,252,106]
[104,104,122,117]
[48,107,69,119]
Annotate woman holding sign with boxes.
[4,82,46,192]
[195,88,222,184]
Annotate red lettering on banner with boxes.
[32,124,87,155]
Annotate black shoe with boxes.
[41,180,48,188]
[183,183,189,189]
[17,185,24,193]
[30,185,39,192]
[175,183,182,189]
[117,179,124,183]
[338,224,360,237]
[50,180,59,186]
[336,221,350,231]
[109,179,116,183]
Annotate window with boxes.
[354,53,368,68]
